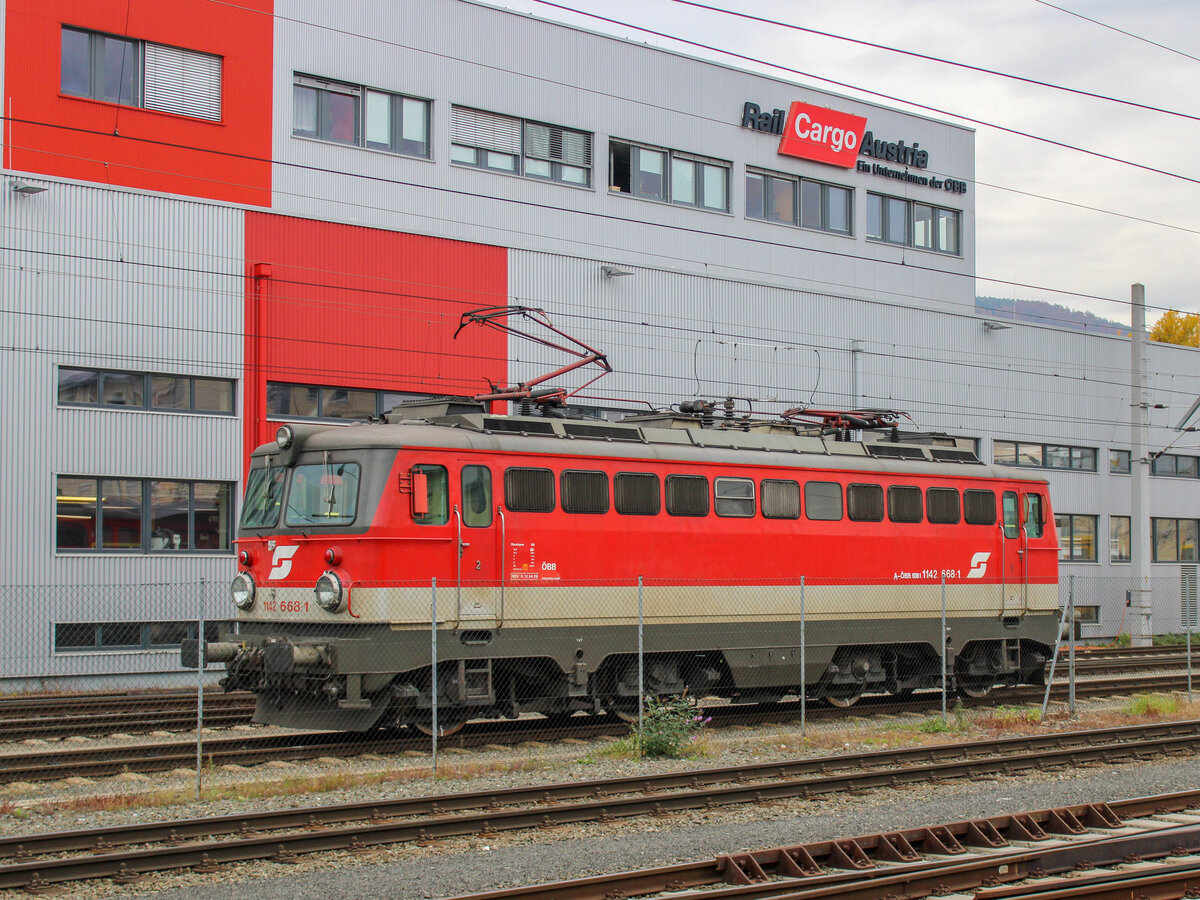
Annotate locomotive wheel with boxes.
[824,686,863,708]
[411,712,469,737]
[958,677,995,699]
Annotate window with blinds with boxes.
[451,106,592,186]
[61,27,222,121]
[143,44,221,120]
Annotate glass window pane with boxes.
[61,28,91,96]
[59,368,99,404]
[241,467,285,529]
[1179,456,1198,478]
[57,476,98,549]
[100,622,142,648]
[1181,519,1199,561]
[634,147,665,199]
[101,479,143,549]
[701,164,726,210]
[56,623,98,650]
[912,204,933,248]
[149,622,191,647]
[286,463,361,526]
[320,387,375,419]
[714,477,755,517]
[1018,443,1043,467]
[1056,515,1071,561]
[102,372,144,406]
[525,157,551,178]
[293,85,317,135]
[885,197,907,244]
[800,180,821,228]
[193,378,233,413]
[767,175,794,224]
[866,193,883,239]
[1110,515,1130,562]
[1073,515,1096,560]
[485,150,517,171]
[1155,518,1178,562]
[451,144,477,165]
[400,97,428,154]
[149,480,189,550]
[326,90,358,143]
[1074,447,1096,471]
[194,482,232,549]
[1024,494,1044,538]
[365,90,392,148]
[100,36,138,105]
[267,383,318,417]
[937,209,959,253]
[560,164,588,185]
[993,441,1017,466]
[826,185,850,233]
[462,466,493,527]
[671,158,695,205]
[1109,449,1130,474]
[1002,492,1019,538]
[150,375,190,410]
[745,173,764,219]
[1045,446,1070,469]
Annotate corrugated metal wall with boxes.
[0,181,243,678]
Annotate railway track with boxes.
[1,721,1199,893]
[443,790,1200,900]
[0,672,1193,784]
[0,645,1192,743]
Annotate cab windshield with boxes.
[241,466,286,528]
[285,461,361,526]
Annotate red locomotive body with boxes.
[198,401,1059,732]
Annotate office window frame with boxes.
[1055,513,1097,561]
[1152,517,1199,562]
[994,439,1097,472]
[610,139,730,211]
[1109,449,1131,475]
[866,191,960,254]
[1110,515,1131,563]
[58,367,235,415]
[55,475,234,554]
[451,106,592,186]
[746,167,852,234]
[294,74,430,158]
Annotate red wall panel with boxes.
[5,0,272,206]
[244,213,509,458]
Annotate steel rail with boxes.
[2,728,1200,890]
[0,672,1193,784]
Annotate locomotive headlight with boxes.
[314,571,344,612]
[276,424,295,449]
[230,572,256,610]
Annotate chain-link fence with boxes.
[0,574,1194,790]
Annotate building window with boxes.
[994,440,1097,471]
[62,27,221,120]
[746,169,851,234]
[610,140,729,211]
[1110,515,1130,563]
[1056,514,1097,561]
[266,383,438,422]
[1152,518,1199,562]
[1152,453,1200,478]
[451,106,591,185]
[294,75,430,157]
[55,476,233,553]
[1109,449,1131,474]
[866,192,960,254]
[59,367,235,414]
[55,620,230,653]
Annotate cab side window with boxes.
[1002,491,1019,538]
[1024,492,1044,538]
[414,464,449,525]
[461,465,492,527]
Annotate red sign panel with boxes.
[777,101,867,168]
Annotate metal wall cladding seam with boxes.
[2,181,243,634]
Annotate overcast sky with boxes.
[493,0,1200,325]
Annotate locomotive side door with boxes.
[1000,491,1026,616]
[455,463,500,626]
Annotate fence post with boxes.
[799,577,805,740]
[637,576,644,746]
[1041,589,1072,719]
[940,574,947,725]
[431,577,438,772]
[1068,575,1075,716]
[196,578,205,802]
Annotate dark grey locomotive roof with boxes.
[253,403,1049,486]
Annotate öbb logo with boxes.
[778,102,867,168]
[966,552,991,579]
[268,545,300,580]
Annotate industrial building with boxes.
[1,0,1196,687]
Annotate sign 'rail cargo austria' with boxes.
[742,101,868,168]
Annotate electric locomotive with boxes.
[189,399,1060,734]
